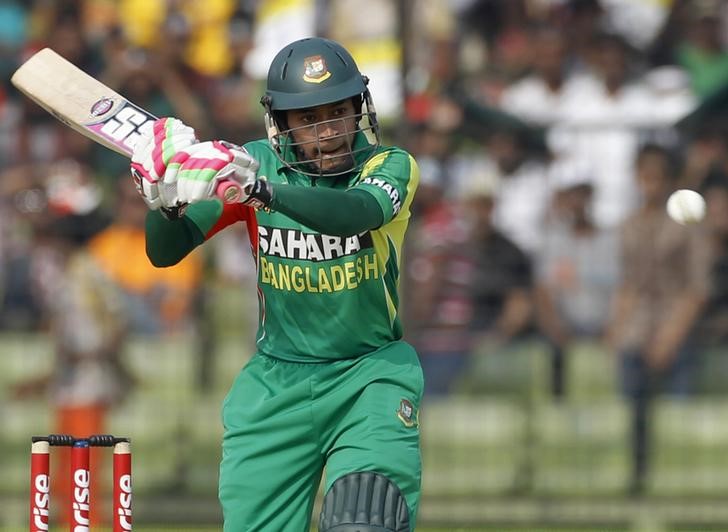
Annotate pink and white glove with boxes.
[130,117,197,210]
[164,140,260,205]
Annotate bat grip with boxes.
[216,179,244,204]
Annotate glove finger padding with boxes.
[131,163,162,210]
[130,117,197,210]
[147,121,197,178]
[167,140,260,205]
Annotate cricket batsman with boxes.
[130,37,422,531]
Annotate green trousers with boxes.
[219,340,423,531]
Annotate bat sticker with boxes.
[84,101,156,155]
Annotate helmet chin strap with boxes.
[263,110,280,151]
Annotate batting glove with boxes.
[164,140,261,205]
[130,117,197,210]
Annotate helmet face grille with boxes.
[272,108,380,177]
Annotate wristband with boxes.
[160,204,188,220]
[244,179,274,210]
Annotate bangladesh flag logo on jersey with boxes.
[397,399,417,428]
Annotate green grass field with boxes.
[3,286,728,530]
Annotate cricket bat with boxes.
[10,47,242,202]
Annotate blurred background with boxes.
[2,0,728,530]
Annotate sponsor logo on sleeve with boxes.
[361,177,401,215]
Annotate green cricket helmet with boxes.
[261,37,380,177]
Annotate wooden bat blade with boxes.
[11,48,243,204]
[11,48,157,158]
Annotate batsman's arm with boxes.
[269,186,383,236]
[262,148,417,236]
[145,200,223,267]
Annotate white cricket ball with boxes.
[666,189,706,225]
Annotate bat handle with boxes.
[216,179,244,204]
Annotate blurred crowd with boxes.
[400,0,728,496]
[2,0,728,504]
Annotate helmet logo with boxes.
[302,55,331,84]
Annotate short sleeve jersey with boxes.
[203,133,419,362]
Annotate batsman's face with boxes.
[285,99,358,174]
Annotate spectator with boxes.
[675,0,728,100]
[535,158,620,398]
[694,169,728,347]
[403,126,467,396]
[549,31,650,228]
[558,0,605,71]
[0,161,44,329]
[678,124,728,191]
[452,122,552,256]
[117,0,238,78]
[0,127,102,327]
[463,170,533,360]
[86,177,204,335]
[327,0,404,121]
[500,26,572,127]
[207,11,262,144]
[408,159,533,397]
[606,143,711,494]
[100,28,209,135]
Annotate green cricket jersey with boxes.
[165,132,419,362]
